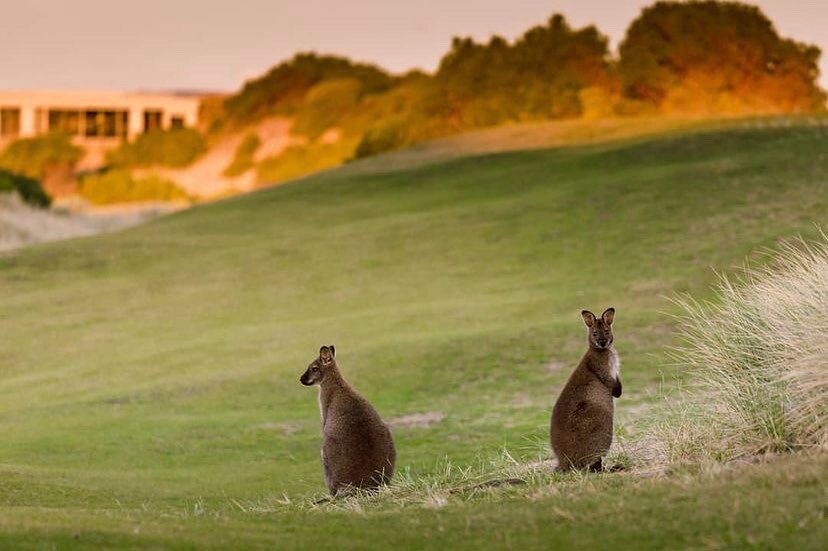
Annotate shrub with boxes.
[224,53,392,123]
[223,132,261,177]
[649,236,828,464]
[0,169,51,207]
[79,170,189,205]
[256,143,351,184]
[349,79,459,158]
[354,118,408,159]
[107,128,205,168]
[291,78,364,140]
[0,133,83,179]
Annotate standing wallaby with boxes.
[550,308,622,471]
[299,345,396,496]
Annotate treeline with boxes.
[3,1,824,205]
[212,0,825,172]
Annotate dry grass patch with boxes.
[642,235,828,465]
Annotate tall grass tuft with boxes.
[651,235,828,464]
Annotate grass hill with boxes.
[0,121,827,549]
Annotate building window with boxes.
[0,107,21,138]
[85,111,100,137]
[83,110,128,138]
[143,110,162,133]
[170,116,185,129]
[48,110,81,135]
[103,111,118,137]
[117,111,128,138]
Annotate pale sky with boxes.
[1,1,826,92]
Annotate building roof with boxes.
[0,90,201,111]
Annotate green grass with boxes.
[1,121,827,548]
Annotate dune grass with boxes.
[644,236,828,466]
[0,121,827,548]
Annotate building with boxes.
[0,90,200,142]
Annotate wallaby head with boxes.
[582,308,615,350]
[299,345,337,386]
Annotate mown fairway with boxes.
[1,121,827,549]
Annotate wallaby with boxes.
[299,345,396,497]
[550,308,622,471]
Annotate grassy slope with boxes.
[1,122,827,548]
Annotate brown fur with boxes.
[300,345,396,496]
[550,308,622,471]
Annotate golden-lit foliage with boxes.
[223,132,261,177]
[210,1,825,187]
[436,15,614,125]
[78,169,189,205]
[107,128,206,168]
[5,1,824,199]
[223,53,393,124]
[0,133,83,179]
[619,1,826,115]
[256,140,355,184]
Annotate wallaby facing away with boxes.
[300,345,396,496]
[550,308,622,471]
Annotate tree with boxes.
[224,53,393,123]
[436,14,614,126]
[618,1,826,114]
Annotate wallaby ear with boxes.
[602,307,615,325]
[319,346,333,363]
[329,344,336,358]
[581,310,596,327]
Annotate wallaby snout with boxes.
[299,345,335,386]
[299,365,320,386]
